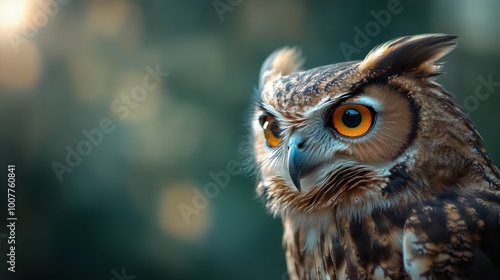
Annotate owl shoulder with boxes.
[402,190,500,279]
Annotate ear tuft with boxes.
[259,47,305,89]
[359,34,457,77]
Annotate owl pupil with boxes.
[270,120,281,137]
[342,109,362,128]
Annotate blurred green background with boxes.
[0,0,499,279]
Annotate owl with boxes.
[249,34,500,280]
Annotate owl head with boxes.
[249,34,500,218]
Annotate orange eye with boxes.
[260,115,282,148]
[332,104,374,137]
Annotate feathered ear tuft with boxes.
[259,47,304,90]
[359,34,457,77]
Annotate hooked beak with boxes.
[288,133,316,192]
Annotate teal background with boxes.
[0,0,500,279]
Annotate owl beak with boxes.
[288,134,315,192]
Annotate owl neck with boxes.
[267,149,500,222]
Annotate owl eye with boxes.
[331,104,374,137]
[260,115,282,148]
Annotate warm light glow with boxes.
[0,0,28,29]
[158,183,211,241]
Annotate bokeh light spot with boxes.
[0,0,28,30]
[0,41,41,89]
[158,183,211,241]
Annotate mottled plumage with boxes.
[249,34,500,279]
